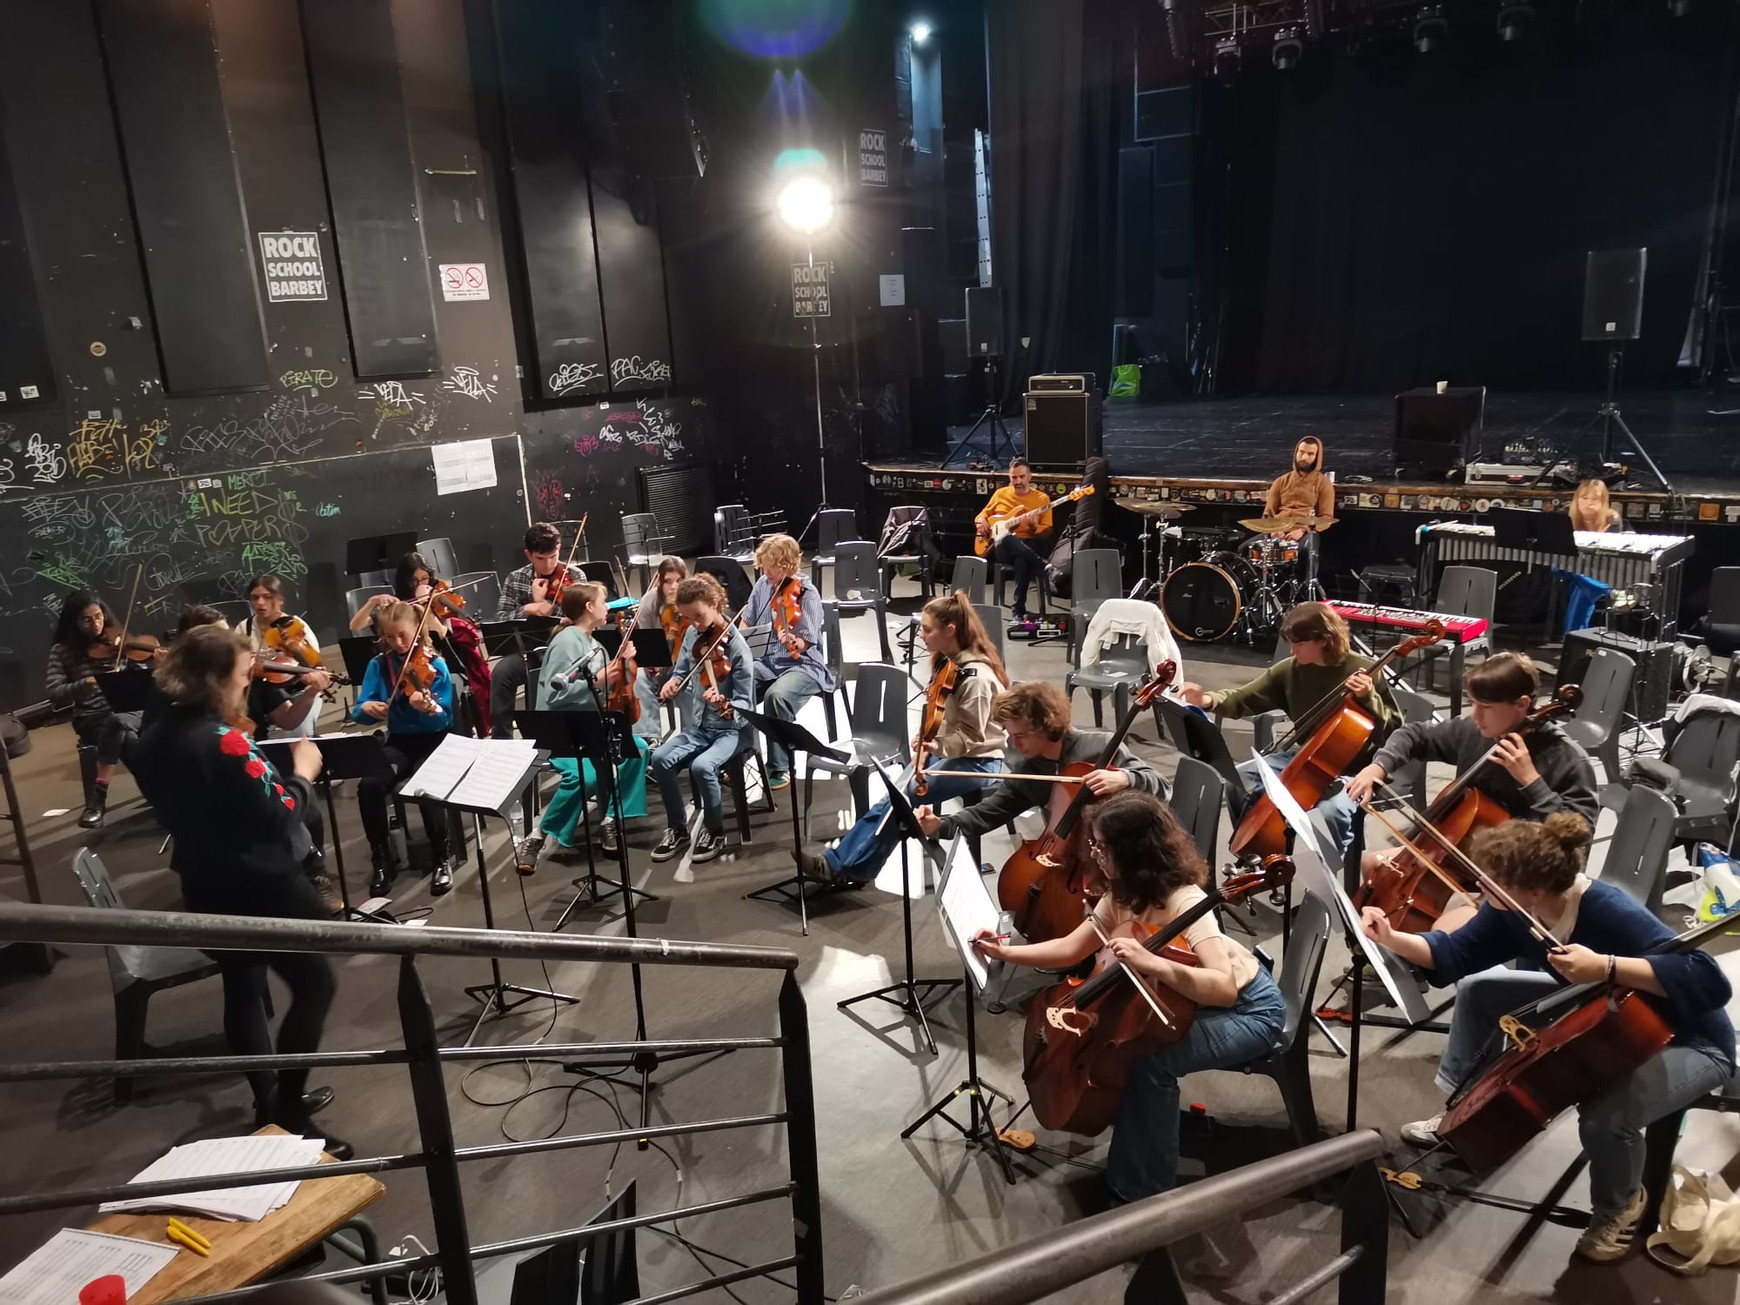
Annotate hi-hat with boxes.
[1240,514,1338,534]
[1116,499,1194,519]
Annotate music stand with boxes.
[901,832,1016,1183]
[345,532,418,578]
[737,708,853,935]
[833,757,964,1056]
[258,732,397,922]
[92,668,153,714]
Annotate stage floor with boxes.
[943,387,1740,497]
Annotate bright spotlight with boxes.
[777,176,834,234]
[911,20,932,44]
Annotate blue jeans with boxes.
[1436,968,1731,1219]
[649,726,750,834]
[1106,967,1286,1202]
[824,756,1004,883]
[755,666,823,777]
[539,741,649,846]
[634,669,697,742]
[1237,748,1358,855]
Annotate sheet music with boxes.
[448,739,539,811]
[0,1230,179,1305]
[936,836,1000,990]
[396,734,484,802]
[97,1133,325,1221]
[1252,757,1430,1022]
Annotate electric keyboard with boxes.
[1326,600,1489,644]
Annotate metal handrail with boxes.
[851,1131,1389,1305]
[0,902,824,1305]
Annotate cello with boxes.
[996,662,1178,944]
[1355,684,1583,934]
[1022,857,1295,1135]
[1228,622,1443,859]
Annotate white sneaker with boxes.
[1575,1187,1646,1263]
[1400,1114,1443,1147]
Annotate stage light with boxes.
[1497,2,1534,40]
[1212,37,1240,79]
[910,19,932,44]
[776,176,834,234]
[1271,26,1302,69]
[1414,5,1447,51]
[699,0,849,60]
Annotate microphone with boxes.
[546,652,592,694]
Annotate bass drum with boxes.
[1161,555,1256,642]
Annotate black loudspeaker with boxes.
[1558,627,1673,723]
[965,286,1004,358]
[1024,385,1103,467]
[938,318,968,375]
[1581,248,1646,343]
[900,226,945,317]
[1394,386,1484,477]
[874,309,923,382]
[601,1,706,178]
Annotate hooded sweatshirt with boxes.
[929,649,1009,760]
[1265,436,1334,522]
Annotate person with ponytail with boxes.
[797,591,1009,885]
[1361,812,1734,1264]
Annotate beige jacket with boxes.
[930,650,1008,760]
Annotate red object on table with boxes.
[81,1275,127,1305]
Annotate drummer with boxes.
[1262,436,1334,596]
[1179,601,1398,853]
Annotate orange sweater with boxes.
[977,486,1053,538]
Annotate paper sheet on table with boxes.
[0,1229,179,1305]
[97,1133,325,1222]
[1252,756,1431,1024]
[397,734,485,802]
[431,438,497,495]
[936,834,1001,990]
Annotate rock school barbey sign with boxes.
[258,231,327,302]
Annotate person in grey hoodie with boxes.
[801,592,1009,884]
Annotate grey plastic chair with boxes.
[357,569,392,589]
[714,504,755,562]
[1168,754,1226,866]
[1561,647,1635,782]
[346,585,394,619]
[1064,548,1125,667]
[415,536,459,581]
[450,571,500,622]
[809,509,859,590]
[694,555,753,611]
[1662,707,1740,845]
[1707,566,1740,656]
[1422,564,1497,715]
[621,513,670,592]
[818,600,848,741]
[973,603,1007,666]
[1156,696,1250,821]
[1066,633,1150,728]
[1599,784,1676,913]
[831,542,894,662]
[1387,686,1437,814]
[805,662,911,824]
[876,505,938,602]
[73,847,237,1103]
[947,554,988,606]
[1235,890,1330,1151]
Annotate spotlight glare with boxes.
[776,176,835,235]
[911,20,932,44]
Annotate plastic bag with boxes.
[1646,1164,1740,1275]
[1109,363,1140,398]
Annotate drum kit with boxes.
[1120,500,1336,644]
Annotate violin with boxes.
[603,609,641,723]
[264,616,324,670]
[911,658,960,800]
[997,662,1179,944]
[768,577,805,659]
[1229,624,1443,859]
[1022,857,1294,1135]
[88,631,162,666]
[1354,684,1585,934]
[252,651,349,688]
[542,515,589,609]
[659,602,691,658]
[424,579,466,618]
[669,608,744,718]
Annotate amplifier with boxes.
[1395,386,1484,478]
[1024,385,1102,467]
[1557,627,1674,723]
[1029,373,1092,393]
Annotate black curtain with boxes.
[1201,6,1738,394]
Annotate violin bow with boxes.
[110,563,146,671]
[1081,908,1174,1029]
[670,601,748,697]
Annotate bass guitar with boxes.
[975,485,1095,557]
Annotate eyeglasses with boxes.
[1085,835,1107,860]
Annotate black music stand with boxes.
[258,732,396,923]
[512,709,658,926]
[92,668,153,714]
[399,742,578,1045]
[345,532,419,579]
[834,757,963,1056]
[901,832,1016,1183]
[738,708,854,935]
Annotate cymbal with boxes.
[1239,515,1338,535]
[1115,499,1194,519]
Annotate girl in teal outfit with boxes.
[514,582,649,872]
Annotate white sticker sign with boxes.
[859,128,888,187]
[258,231,327,302]
[439,263,490,302]
[879,274,905,307]
[792,261,832,318]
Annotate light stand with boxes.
[808,241,829,507]
[1591,344,1672,492]
[941,352,1015,469]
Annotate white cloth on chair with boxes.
[1081,598,1183,677]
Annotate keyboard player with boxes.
[1569,479,1622,534]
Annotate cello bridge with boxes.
[1047,1007,1095,1038]
[1035,853,1062,869]
[1498,1014,1535,1052]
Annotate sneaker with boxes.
[1575,1187,1647,1263]
[514,832,545,876]
[1400,1114,1443,1147]
[692,828,728,863]
[796,849,836,883]
[597,819,620,855]
[767,771,791,792]
[651,828,690,863]
[79,784,108,829]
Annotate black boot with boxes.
[367,842,392,898]
[79,782,108,830]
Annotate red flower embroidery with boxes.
[245,758,267,779]
[282,796,296,809]
[218,729,252,757]
[273,783,284,796]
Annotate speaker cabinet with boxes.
[1394,386,1484,477]
[1558,627,1673,723]
[601,1,706,178]
[1023,386,1103,467]
[965,285,1003,358]
[1581,248,1647,343]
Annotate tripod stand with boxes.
[1588,344,1672,492]
[941,354,1016,468]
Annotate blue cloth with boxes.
[352,651,454,735]
[1553,568,1611,638]
[649,726,752,834]
[1104,968,1286,1202]
[1422,879,1736,1072]
[744,576,835,692]
[754,666,822,778]
[824,756,1004,882]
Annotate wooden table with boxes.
[86,1127,385,1304]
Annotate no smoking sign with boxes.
[438,263,490,302]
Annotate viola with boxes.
[911,658,960,800]
[997,662,1179,944]
[603,609,641,723]
[88,631,162,666]
[1229,624,1443,859]
[1022,857,1294,1135]
[1354,684,1585,933]
[264,616,324,670]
